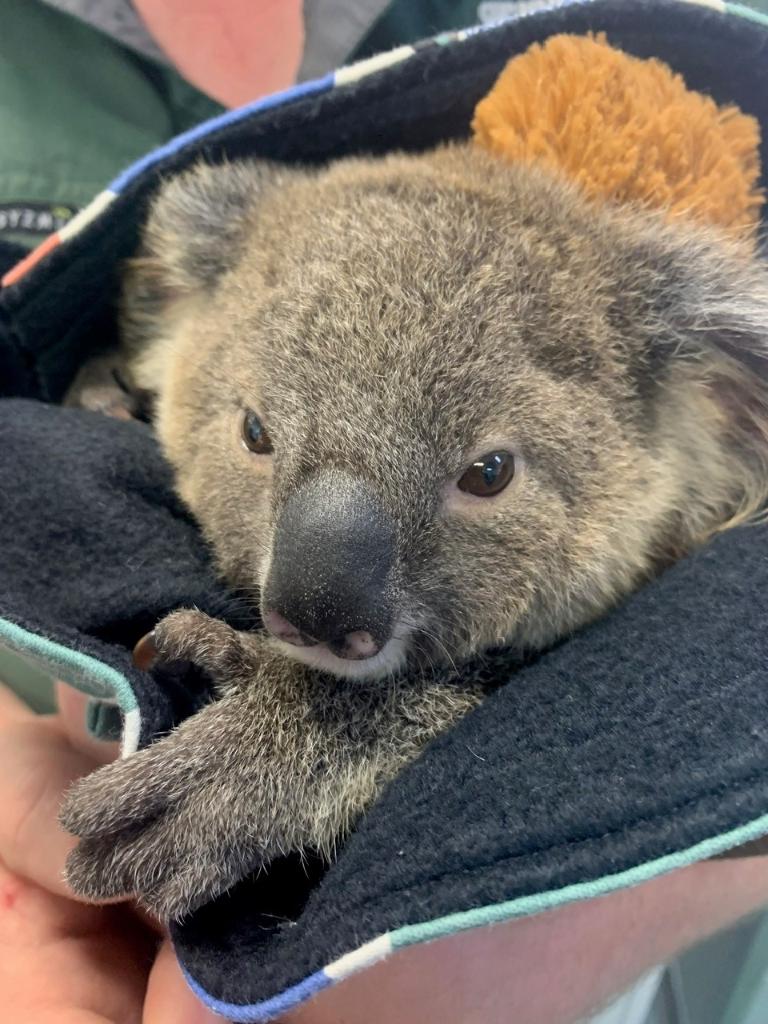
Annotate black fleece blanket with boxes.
[1,1,767,1019]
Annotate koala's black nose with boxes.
[263,471,396,658]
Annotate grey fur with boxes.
[60,145,768,919]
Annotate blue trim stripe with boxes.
[182,964,333,1023]
[108,74,336,194]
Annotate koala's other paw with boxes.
[64,352,153,421]
[60,611,275,918]
[60,688,264,919]
[64,782,248,920]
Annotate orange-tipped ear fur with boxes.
[472,33,763,244]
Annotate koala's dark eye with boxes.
[241,410,273,454]
[457,451,515,497]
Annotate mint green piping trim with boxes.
[0,617,137,711]
[391,809,768,949]
[725,3,768,26]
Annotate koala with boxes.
[60,143,768,921]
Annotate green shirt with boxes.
[0,0,223,246]
[4,0,768,248]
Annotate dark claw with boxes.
[132,631,158,671]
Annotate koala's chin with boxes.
[266,627,413,682]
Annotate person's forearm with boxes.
[284,857,768,1024]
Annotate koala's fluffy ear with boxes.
[622,219,768,393]
[626,220,768,520]
[121,160,290,361]
[137,160,289,292]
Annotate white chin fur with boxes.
[269,631,410,681]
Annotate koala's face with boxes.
[129,147,768,680]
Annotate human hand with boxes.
[4,673,767,1024]
[0,679,218,1023]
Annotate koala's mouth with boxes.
[267,626,412,681]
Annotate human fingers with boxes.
[0,679,37,721]
[0,682,98,898]
[0,857,155,1024]
[55,681,120,765]
[143,939,220,1024]
[0,682,165,939]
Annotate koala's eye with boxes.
[457,451,515,497]
[241,410,273,454]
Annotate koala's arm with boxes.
[60,610,483,921]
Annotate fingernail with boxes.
[132,631,158,672]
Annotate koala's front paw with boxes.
[60,610,271,919]
[61,611,254,836]
[63,757,249,920]
[141,607,257,683]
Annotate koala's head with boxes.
[124,145,768,680]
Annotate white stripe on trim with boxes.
[324,934,393,980]
[479,0,574,20]
[59,191,117,242]
[678,0,726,11]
[334,45,415,87]
[120,708,141,758]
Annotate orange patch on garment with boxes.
[472,33,763,243]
